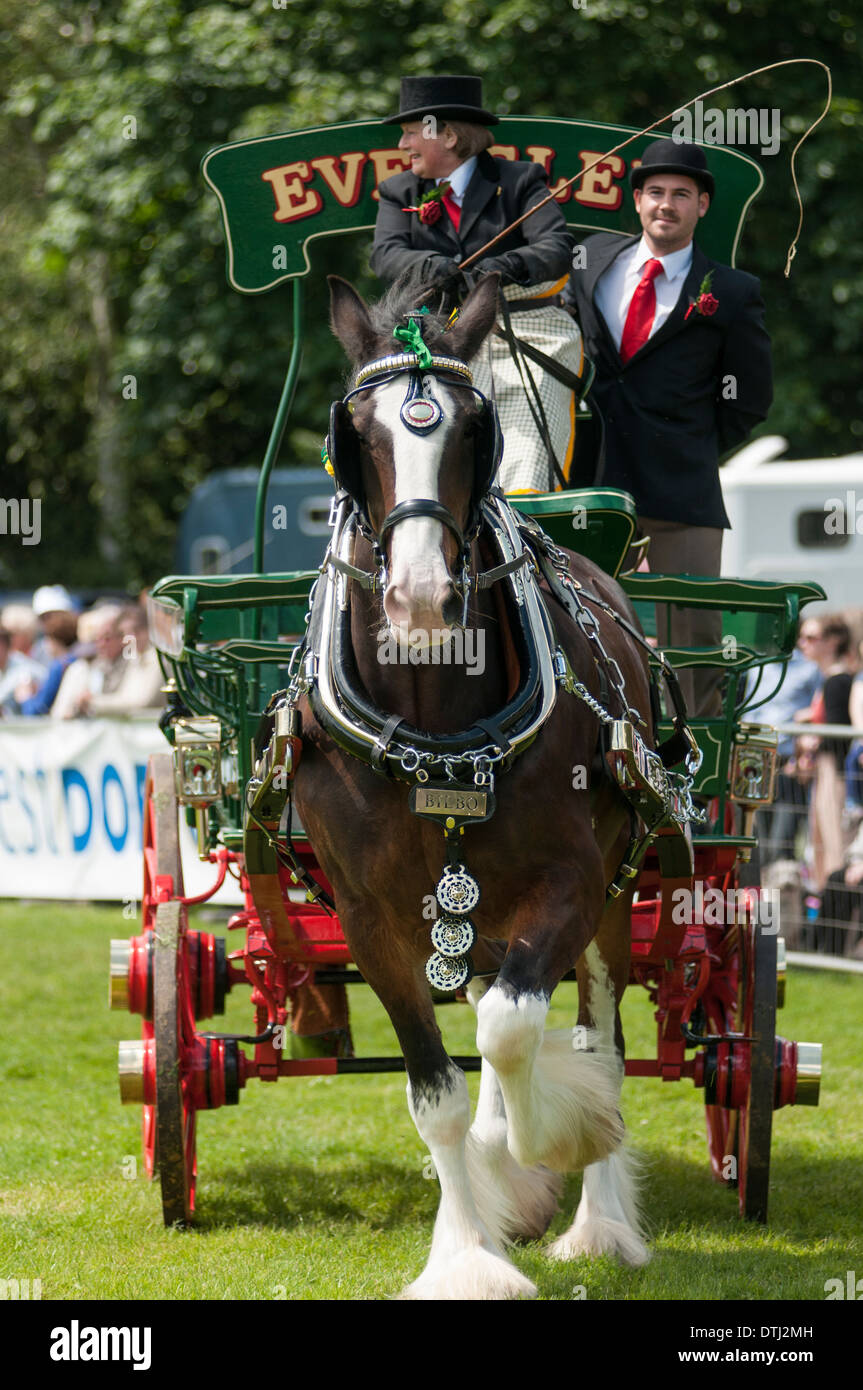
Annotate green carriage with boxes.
[110,116,821,1232]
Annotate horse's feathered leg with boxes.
[403,1058,536,1300]
[475,853,626,1175]
[547,896,650,1267]
[341,929,535,1301]
[464,977,563,1242]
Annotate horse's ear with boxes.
[443,273,501,363]
[328,275,378,364]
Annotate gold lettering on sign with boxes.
[488,145,519,162]
[414,788,487,816]
[525,145,571,203]
[368,148,412,200]
[574,151,625,210]
[310,153,368,207]
[262,161,324,223]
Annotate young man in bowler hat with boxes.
[372,75,583,493]
[564,138,773,715]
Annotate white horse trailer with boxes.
[720,437,863,612]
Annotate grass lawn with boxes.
[0,900,861,1301]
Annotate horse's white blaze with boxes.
[373,378,459,639]
[401,1062,536,1300]
[476,985,624,1173]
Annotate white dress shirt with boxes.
[595,237,694,352]
[436,156,477,206]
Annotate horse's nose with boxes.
[441,590,463,628]
[383,579,459,639]
[382,584,413,633]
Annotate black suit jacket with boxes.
[564,233,773,527]
[370,151,572,287]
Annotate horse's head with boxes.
[328,274,500,643]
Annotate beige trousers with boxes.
[632,516,725,719]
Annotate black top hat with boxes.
[384,75,499,126]
[630,138,715,200]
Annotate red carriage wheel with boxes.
[737,917,777,1222]
[705,1089,738,1187]
[142,1018,157,1179]
[142,754,184,927]
[702,932,739,1189]
[153,900,198,1225]
[141,755,186,1179]
[700,899,777,1221]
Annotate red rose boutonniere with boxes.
[402,182,452,226]
[685,271,719,320]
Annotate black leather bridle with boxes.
[325,350,502,560]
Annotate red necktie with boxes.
[619,258,663,363]
[441,192,461,231]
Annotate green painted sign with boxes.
[202,117,763,295]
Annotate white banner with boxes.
[0,718,242,904]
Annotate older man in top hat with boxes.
[564,137,773,716]
[371,75,584,494]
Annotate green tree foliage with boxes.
[0,0,859,589]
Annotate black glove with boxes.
[475,252,528,285]
[422,255,465,291]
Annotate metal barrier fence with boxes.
[760,722,863,967]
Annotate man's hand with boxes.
[475,252,527,285]
[423,256,464,291]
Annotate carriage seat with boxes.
[506,487,637,579]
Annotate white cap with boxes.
[32,584,76,617]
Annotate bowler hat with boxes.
[630,138,715,200]
[384,75,498,126]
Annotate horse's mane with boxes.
[366,271,454,357]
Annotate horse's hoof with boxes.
[398,1246,538,1300]
[545,1219,650,1269]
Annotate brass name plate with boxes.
[413,788,489,817]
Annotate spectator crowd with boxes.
[0,585,164,720]
[755,611,863,961]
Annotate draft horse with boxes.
[293,273,655,1299]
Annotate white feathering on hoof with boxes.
[504,1027,625,1174]
[545,1148,650,1268]
[465,1129,563,1244]
[399,1243,537,1301]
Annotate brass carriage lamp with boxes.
[730,724,778,807]
[173,717,223,857]
[729,723,778,852]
